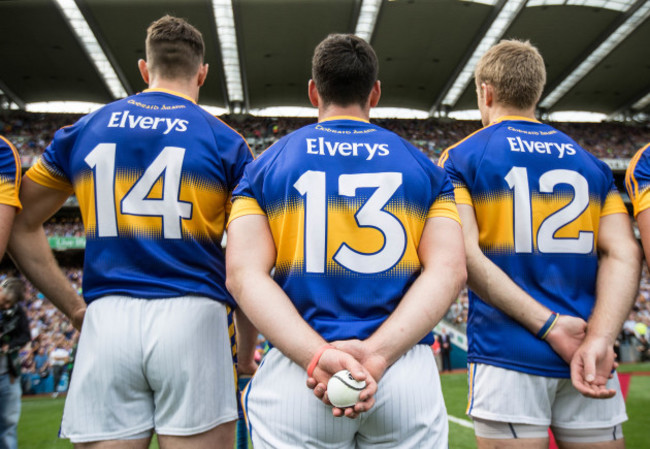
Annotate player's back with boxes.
[440,116,626,377]
[232,117,457,342]
[27,89,251,305]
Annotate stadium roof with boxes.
[0,0,648,119]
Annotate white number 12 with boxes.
[505,167,593,254]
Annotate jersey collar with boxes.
[491,115,540,125]
[142,88,196,104]
[319,115,370,124]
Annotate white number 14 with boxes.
[85,143,192,239]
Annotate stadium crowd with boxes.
[1,111,647,162]
[7,269,82,396]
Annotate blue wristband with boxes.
[536,312,560,340]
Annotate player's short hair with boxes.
[311,34,378,108]
[1,277,24,304]
[474,39,546,110]
[145,15,205,80]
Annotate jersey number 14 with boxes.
[85,143,193,239]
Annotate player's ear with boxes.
[482,82,494,107]
[138,59,150,85]
[197,63,209,87]
[308,79,319,108]
[368,81,381,108]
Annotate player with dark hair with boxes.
[8,15,253,449]
[439,39,641,448]
[226,33,466,448]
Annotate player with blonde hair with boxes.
[440,39,641,448]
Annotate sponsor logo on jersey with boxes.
[507,136,576,159]
[306,137,389,160]
[107,111,188,135]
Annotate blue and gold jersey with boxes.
[26,89,253,305]
[229,116,459,343]
[0,136,21,211]
[625,143,650,217]
[439,116,626,378]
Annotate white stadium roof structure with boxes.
[0,0,648,121]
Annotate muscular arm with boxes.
[0,204,16,258]
[571,212,642,397]
[457,203,587,363]
[226,214,377,415]
[361,216,466,377]
[7,178,86,330]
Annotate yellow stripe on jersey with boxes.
[0,136,22,211]
[601,191,627,217]
[26,158,74,194]
[452,184,473,207]
[474,191,603,252]
[428,194,461,224]
[73,169,230,241]
[228,197,267,227]
[466,363,476,415]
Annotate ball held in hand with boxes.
[326,369,367,408]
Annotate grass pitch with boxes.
[18,369,650,449]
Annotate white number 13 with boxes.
[294,171,406,274]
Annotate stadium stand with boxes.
[2,112,648,161]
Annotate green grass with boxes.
[18,368,650,449]
[619,362,650,373]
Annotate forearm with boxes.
[227,266,327,371]
[367,217,467,367]
[366,264,465,367]
[466,246,553,333]
[8,224,85,321]
[589,241,641,345]
[234,307,259,374]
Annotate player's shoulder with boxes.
[0,135,16,152]
[438,122,496,169]
[628,143,650,174]
[0,135,20,169]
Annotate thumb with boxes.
[343,356,367,382]
[582,351,597,383]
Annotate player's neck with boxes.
[487,104,537,125]
[318,104,370,122]
[147,79,199,103]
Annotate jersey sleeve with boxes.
[0,136,22,211]
[428,176,461,224]
[25,121,82,194]
[626,143,650,217]
[438,153,473,207]
[227,157,269,227]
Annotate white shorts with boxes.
[61,296,238,443]
[243,345,448,449]
[466,363,627,430]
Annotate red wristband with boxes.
[307,344,334,377]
